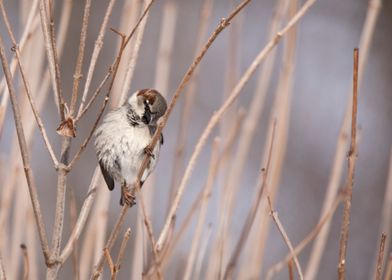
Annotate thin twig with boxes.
[0,33,51,265]
[20,244,30,280]
[375,233,387,280]
[77,0,117,117]
[223,121,276,279]
[59,167,99,263]
[288,260,294,280]
[155,0,315,252]
[266,195,343,279]
[338,48,360,280]
[39,0,65,120]
[0,0,59,167]
[112,228,132,280]
[68,186,80,280]
[104,248,115,277]
[70,0,91,116]
[385,254,392,280]
[267,196,304,280]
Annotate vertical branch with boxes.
[375,233,386,280]
[39,0,65,120]
[77,0,117,116]
[70,0,92,115]
[20,244,30,280]
[337,48,359,280]
[0,254,5,280]
[0,34,51,264]
[305,0,382,277]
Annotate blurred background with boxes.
[0,0,391,279]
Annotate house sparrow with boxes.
[94,89,167,206]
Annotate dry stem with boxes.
[112,228,131,279]
[20,244,29,280]
[267,196,304,280]
[0,33,51,264]
[337,48,359,280]
[375,233,387,280]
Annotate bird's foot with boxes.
[121,188,136,207]
[144,146,155,159]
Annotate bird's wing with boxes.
[99,160,115,190]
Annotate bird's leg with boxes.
[120,181,136,207]
[144,145,155,159]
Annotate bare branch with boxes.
[0,254,6,280]
[0,0,59,167]
[112,228,132,279]
[77,0,117,117]
[39,0,65,121]
[267,196,304,280]
[20,244,30,280]
[338,48,360,280]
[375,233,387,280]
[0,33,51,265]
[266,195,343,279]
[70,0,92,115]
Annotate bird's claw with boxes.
[144,146,155,159]
[121,188,136,207]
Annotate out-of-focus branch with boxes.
[0,1,59,167]
[0,254,5,280]
[0,33,51,265]
[20,244,29,280]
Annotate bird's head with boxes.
[127,89,167,125]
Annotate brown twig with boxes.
[288,260,294,280]
[223,121,276,279]
[0,0,59,168]
[77,0,117,117]
[39,0,66,121]
[68,186,80,280]
[20,244,29,280]
[0,32,51,265]
[375,233,387,280]
[266,195,343,279]
[59,167,99,263]
[104,248,115,277]
[112,228,132,280]
[267,196,304,280]
[70,0,91,116]
[337,48,359,280]
[385,254,392,280]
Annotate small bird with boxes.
[94,89,167,206]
